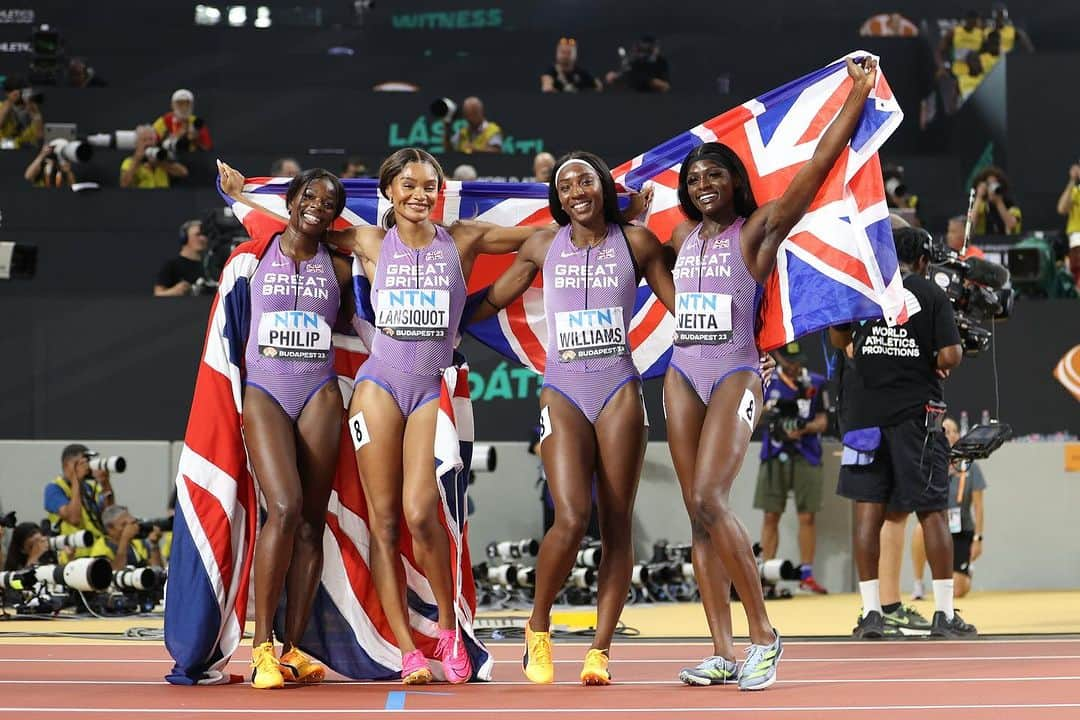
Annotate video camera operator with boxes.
[831,226,977,639]
[43,444,116,557]
[605,34,670,93]
[154,219,213,297]
[753,341,829,594]
[90,505,163,572]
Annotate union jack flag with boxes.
[164,213,493,685]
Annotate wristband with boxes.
[973,534,983,542]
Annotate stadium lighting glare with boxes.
[254,6,271,28]
[194,5,222,25]
[227,6,247,26]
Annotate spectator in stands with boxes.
[24,140,77,188]
[154,220,209,297]
[541,37,601,93]
[1055,163,1080,235]
[153,88,212,153]
[605,34,670,92]
[978,31,1003,75]
[271,157,301,177]
[859,13,919,37]
[937,11,984,78]
[90,505,163,571]
[1068,234,1080,290]
[952,50,986,102]
[3,522,54,571]
[449,96,504,154]
[971,166,1021,235]
[0,75,43,149]
[341,155,367,179]
[990,3,1034,53]
[65,57,106,88]
[120,125,188,189]
[452,163,478,181]
[910,417,986,598]
[44,444,115,556]
[884,163,921,225]
[945,215,985,259]
[532,151,555,182]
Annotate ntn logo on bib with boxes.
[257,311,331,360]
[554,307,627,362]
[675,292,732,345]
[375,288,450,339]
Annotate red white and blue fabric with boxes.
[164,214,492,685]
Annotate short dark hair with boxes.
[677,143,758,222]
[61,443,90,464]
[547,151,621,227]
[4,523,43,571]
[894,226,932,265]
[285,168,347,219]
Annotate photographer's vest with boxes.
[46,476,106,559]
[88,535,150,566]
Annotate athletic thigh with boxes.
[538,387,597,520]
[295,380,343,523]
[694,370,762,497]
[662,367,706,506]
[401,400,441,524]
[243,386,301,512]
[594,379,647,518]
[349,380,406,520]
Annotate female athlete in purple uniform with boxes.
[475,151,675,686]
[665,57,878,691]
[218,162,352,689]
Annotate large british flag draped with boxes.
[164,211,492,685]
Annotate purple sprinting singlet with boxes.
[357,224,466,416]
[668,217,763,404]
[541,223,640,423]
[245,237,340,421]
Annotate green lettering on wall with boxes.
[390,8,504,30]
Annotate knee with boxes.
[763,512,781,529]
[266,495,302,533]
[404,504,441,543]
[295,515,326,547]
[552,506,591,541]
[689,491,730,532]
[798,512,815,527]
[369,512,401,549]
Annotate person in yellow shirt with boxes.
[90,505,163,572]
[119,125,188,189]
[0,76,43,149]
[44,444,115,558]
[938,11,984,77]
[990,4,1034,54]
[448,97,503,154]
[952,51,986,102]
[971,166,1022,235]
[1056,163,1080,234]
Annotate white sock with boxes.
[859,580,882,618]
[933,579,955,620]
[912,579,925,597]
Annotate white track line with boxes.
[3,704,1080,714]
[2,676,1079,687]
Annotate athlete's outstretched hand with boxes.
[216,158,246,197]
[847,55,878,91]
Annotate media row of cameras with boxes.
[42,124,207,166]
[1,553,166,615]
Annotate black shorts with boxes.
[953,530,973,575]
[837,417,949,513]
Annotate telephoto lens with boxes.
[113,566,165,591]
[0,568,36,591]
[568,566,596,589]
[575,544,602,569]
[46,530,94,551]
[34,557,113,592]
[137,517,173,537]
[486,563,518,587]
[89,455,126,473]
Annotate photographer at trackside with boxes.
[43,444,116,557]
[89,506,163,571]
[830,227,976,639]
[753,341,829,594]
[119,124,188,189]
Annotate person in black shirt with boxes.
[605,35,670,93]
[830,226,976,639]
[154,219,208,296]
[541,37,601,93]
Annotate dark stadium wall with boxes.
[0,297,1074,440]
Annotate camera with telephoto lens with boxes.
[47,137,93,164]
[46,530,95,552]
[136,516,173,538]
[486,538,539,561]
[926,230,1014,357]
[113,565,166,591]
[761,369,814,443]
[0,557,113,594]
[88,455,126,473]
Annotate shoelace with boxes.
[254,644,278,672]
[531,635,552,665]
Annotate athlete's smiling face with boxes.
[388,161,440,225]
[685,159,736,217]
[288,177,339,235]
[556,163,604,225]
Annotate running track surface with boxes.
[1,638,1078,719]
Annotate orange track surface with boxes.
[1,638,1078,719]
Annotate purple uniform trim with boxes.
[541,223,641,424]
[356,224,466,417]
[668,218,762,406]
[244,237,339,422]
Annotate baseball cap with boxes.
[1069,232,1080,250]
[776,342,807,362]
[60,443,97,463]
[171,88,194,104]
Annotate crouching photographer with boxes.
[89,505,164,572]
[830,226,976,640]
[754,341,829,595]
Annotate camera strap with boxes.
[920,400,948,488]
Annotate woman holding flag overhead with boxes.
[664,56,878,691]
[474,151,676,686]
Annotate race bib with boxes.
[257,311,331,361]
[375,289,450,340]
[554,307,627,362]
[674,292,732,345]
[948,506,962,534]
